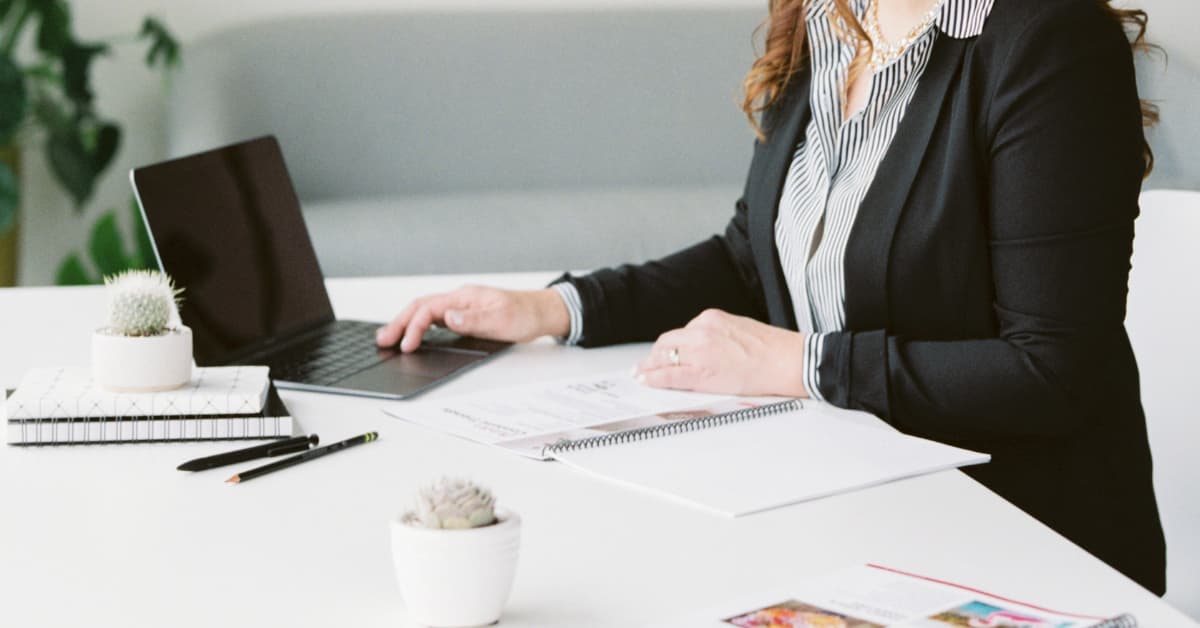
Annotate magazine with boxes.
[659,564,1134,628]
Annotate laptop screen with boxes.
[131,136,335,365]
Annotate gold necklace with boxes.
[862,0,942,71]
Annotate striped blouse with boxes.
[555,0,994,398]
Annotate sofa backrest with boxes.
[167,8,765,203]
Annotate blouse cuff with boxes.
[804,332,827,402]
[550,282,585,346]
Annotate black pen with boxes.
[226,432,379,484]
[177,435,319,471]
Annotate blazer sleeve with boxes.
[556,194,769,347]
[816,2,1146,441]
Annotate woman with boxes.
[377,0,1167,593]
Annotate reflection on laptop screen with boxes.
[132,136,334,365]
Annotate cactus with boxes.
[406,478,497,530]
[103,270,183,337]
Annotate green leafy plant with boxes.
[0,0,178,233]
[56,197,156,285]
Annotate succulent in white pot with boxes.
[91,270,192,392]
[390,478,521,628]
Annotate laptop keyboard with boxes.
[265,321,392,386]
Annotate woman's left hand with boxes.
[633,308,810,398]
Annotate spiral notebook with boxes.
[545,399,989,517]
[389,372,989,516]
[5,366,293,445]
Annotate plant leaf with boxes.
[46,130,96,207]
[0,160,16,233]
[55,253,96,285]
[0,54,26,145]
[87,210,130,276]
[61,40,108,109]
[34,1,70,55]
[139,17,179,69]
[91,121,119,173]
[130,197,156,269]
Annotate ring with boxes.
[668,347,681,367]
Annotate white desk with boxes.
[0,274,1193,627]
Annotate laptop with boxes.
[129,135,510,399]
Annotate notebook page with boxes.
[551,403,989,517]
[385,370,758,458]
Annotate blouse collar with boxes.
[934,0,995,39]
[809,0,994,40]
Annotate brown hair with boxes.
[741,1,1159,175]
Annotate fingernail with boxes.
[446,310,463,327]
[376,328,386,343]
[635,373,646,384]
[630,365,638,377]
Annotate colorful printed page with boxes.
[383,370,782,459]
[658,564,1129,628]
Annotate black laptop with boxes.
[129,135,509,399]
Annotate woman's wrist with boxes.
[532,288,571,339]
[768,329,812,398]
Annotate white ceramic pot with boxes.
[91,326,193,392]
[390,510,521,628]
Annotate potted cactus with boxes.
[390,478,521,627]
[91,269,192,392]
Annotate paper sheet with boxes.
[383,370,780,458]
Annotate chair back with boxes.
[1127,189,1200,617]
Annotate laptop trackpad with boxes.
[335,349,484,397]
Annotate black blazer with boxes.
[562,0,1166,593]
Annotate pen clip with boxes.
[266,434,318,457]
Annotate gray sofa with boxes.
[168,9,761,277]
[167,5,1197,278]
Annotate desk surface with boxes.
[1,273,1193,627]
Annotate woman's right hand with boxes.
[375,285,571,353]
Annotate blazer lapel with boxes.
[749,69,812,331]
[843,36,966,330]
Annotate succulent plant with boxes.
[405,478,497,530]
[102,270,183,337]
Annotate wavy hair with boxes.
[741,0,1159,175]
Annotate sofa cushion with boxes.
[302,185,740,277]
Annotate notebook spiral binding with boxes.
[544,398,803,456]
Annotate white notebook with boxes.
[4,366,292,445]
[5,366,270,419]
[546,400,989,517]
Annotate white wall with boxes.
[15,0,1197,285]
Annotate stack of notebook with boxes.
[4,366,293,445]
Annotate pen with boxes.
[225,432,379,484]
[177,435,319,471]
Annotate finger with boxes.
[637,328,700,373]
[401,304,439,353]
[637,365,708,391]
[376,301,420,347]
